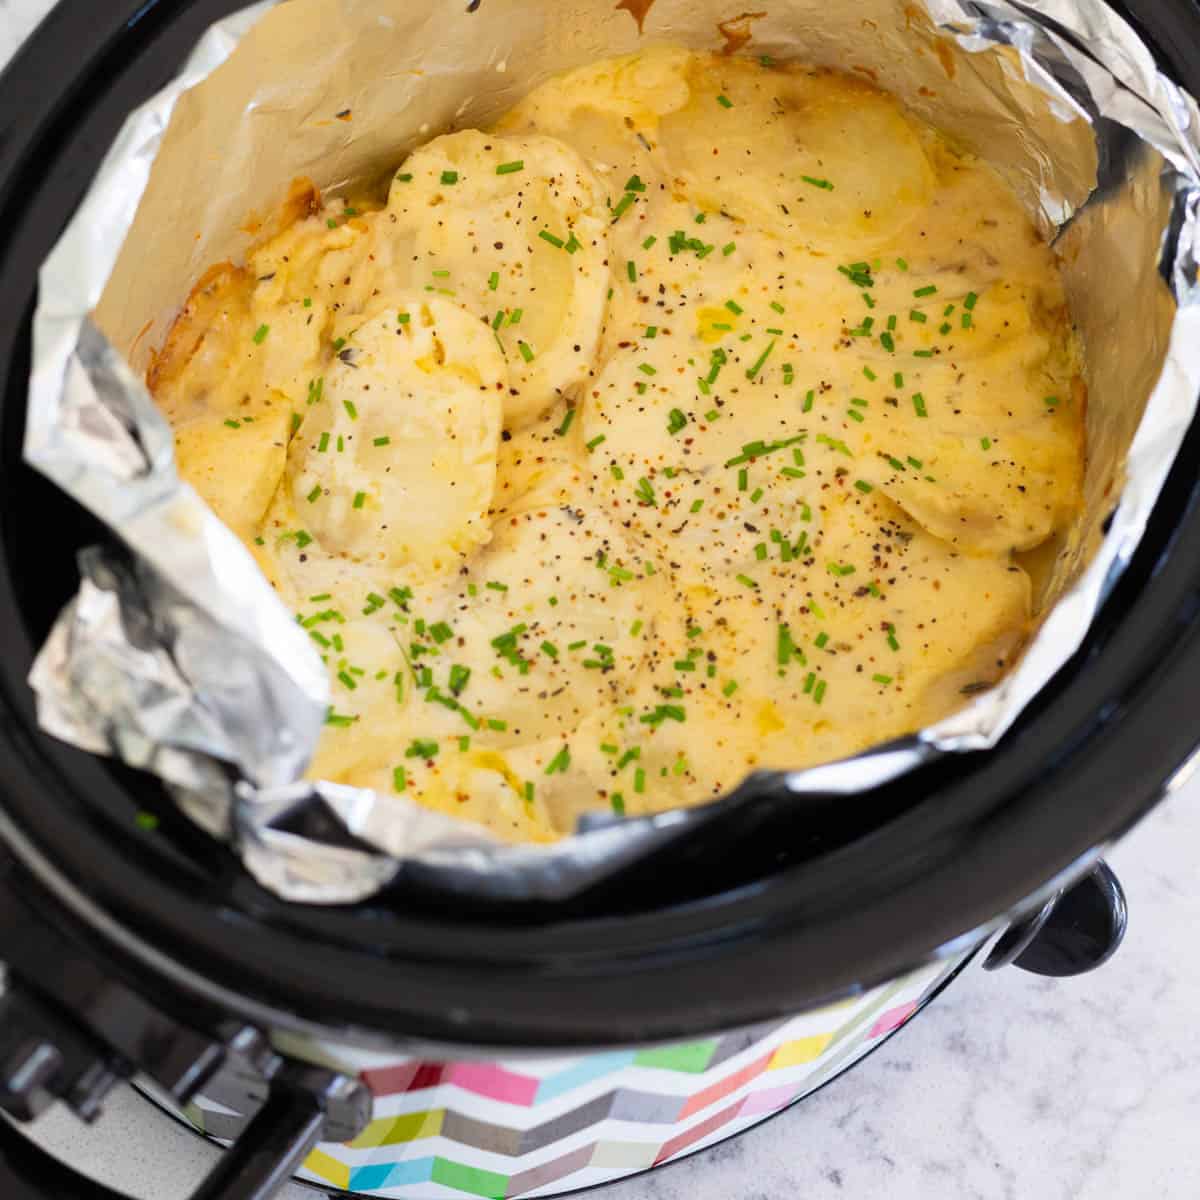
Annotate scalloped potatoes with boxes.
[149,48,1084,842]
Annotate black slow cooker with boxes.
[0,1,1196,1197]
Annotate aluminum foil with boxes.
[24,0,1200,904]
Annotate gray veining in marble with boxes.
[2,3,1199,1197]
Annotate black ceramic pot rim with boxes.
[0,0,1198,1050]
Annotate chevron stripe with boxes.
[183,956,970,1199]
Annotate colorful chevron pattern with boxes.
[181,954,965,1198]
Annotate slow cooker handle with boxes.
[0,1064,352,1200]
[984,861,1128,974]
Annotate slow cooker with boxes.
[0,1,1197,1197]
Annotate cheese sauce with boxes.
[149,48,1083,841]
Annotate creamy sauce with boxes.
[149,48,1083,841]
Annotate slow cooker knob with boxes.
[0,983,125,1123]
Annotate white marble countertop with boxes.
[3,2,1199,1197]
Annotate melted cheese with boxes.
[149,48,1083,842]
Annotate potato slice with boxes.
[288,298,504,577]
[386,130,611,427]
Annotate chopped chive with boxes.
[912,393,928,417]
[722,680,739,697]
[406,738,438,759]
[638,362,657,376]
[352,491,366,509]
[611,192,637,221]
[545,745,571,775]
[724,299,743,316]
[538,230,565,249]
[667,408,688,435]
[801,175,834,190]
[716,94,733,108]
[981,436,992,450]
[224,419,241,430]
[343,399,358,420]
[517,341,535,363]
[813,679,827,705]
[509,308,523,325]
[611,793,626,815]
[914,349,935,358]
[896,257,909,271]
[252,324,270,345]
[440,170,458,185]
[722,242,737,256]
[745,339,777,379]
[487,271,499,291]
[496,159,524,175]
[735,573,758,589]
[872,673,893,685]
[586,434,607,452]
[306,484,322,503]
[555,407,576,437]
[965,291,978,310]
[854,479,874,493]
[373,435,391,447]
[880,331,895,353]
[643,235,658,250]
[913,285,937,297]
[909,310,927,324]
[627,260,637,283]
[863,366,877,381]
[633,767,646,792]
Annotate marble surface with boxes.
[3,3,1200,1197]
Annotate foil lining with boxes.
[24,0,1200,903]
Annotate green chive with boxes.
[555,407,576,437]
[545,745,571,775]
[538,230,565,249]
[252,324,270,345]
[496,160,524,175]
[801,175,834,190]
[373,436,391,447]
[487,271,499,291]
[627,260,637,283]
[517,341,535,363]
[306,484,322,503]
[440,170,458,185]
[352,491,366,509]
[343,399,358,420]
[716,94,733,108]
[913,285,937,297]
